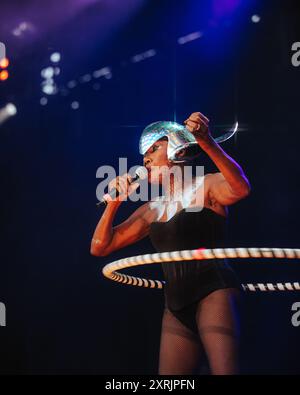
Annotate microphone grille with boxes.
[135,166,148,180]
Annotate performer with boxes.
[91,112,250,375]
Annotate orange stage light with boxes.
[0,70,9,81]
[0,58,9,69]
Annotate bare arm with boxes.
[202,141,250,206]
[185,112,251,206]
[90,201,151,257]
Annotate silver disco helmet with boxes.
[139,121,238,163]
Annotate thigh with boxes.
[158,308,204,375]
[196,288,241,375]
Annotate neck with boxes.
[163,165,196,203]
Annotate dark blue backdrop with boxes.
[0,0,299,374]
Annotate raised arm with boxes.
[184,112,251,206]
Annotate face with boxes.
[143,138,171,184]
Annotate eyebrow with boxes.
[146,140,164,153]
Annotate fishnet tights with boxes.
[158,288,241,375]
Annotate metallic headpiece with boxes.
[139,121,238,163]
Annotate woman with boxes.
[91,112,250,375]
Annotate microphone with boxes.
[96,166,148,207]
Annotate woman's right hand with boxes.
[107,173,139,202]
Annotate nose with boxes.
[143,156,151,167]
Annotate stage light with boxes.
[178,31,203,45]
[132,54,143,63]
[93,67,112,79]
[40,97,48,106]
[131,49,156,63]
[71,101,80,110]
[0,103,17,125]
[0,57,9,69]
[41,78,54,86]
[12,21,33,37]
[6,103,17,115]
[0,42,5,62]
[80,74,92,83]
[12,29,21,37]
[19,22,29,31]
[50,52,61,63]
[42,83,56,95]
[0,70,9,81]
[41,67,54,79]
[67,80,77,89]
[251,15,260,23]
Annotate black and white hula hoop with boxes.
[102,247,300,292]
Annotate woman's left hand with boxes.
[183,112,212,146]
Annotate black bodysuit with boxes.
[149,206,241,334]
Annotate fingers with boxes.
[184,112,210,125]
[185,119,208,134]
[108,174,135,201]
[192,111,209,123]
[183,112,210,136]
[186,119,208,129]
[185,120,199,133]
[128,181,139,194]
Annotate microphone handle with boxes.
[96,174,138,207]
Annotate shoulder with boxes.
[203,172,228,195]
[201,172,223,197]
[204,172,224,186]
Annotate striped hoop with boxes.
[102,247,300,292]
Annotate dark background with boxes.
[0,0,299,374]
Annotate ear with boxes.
[177,148,187,158]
